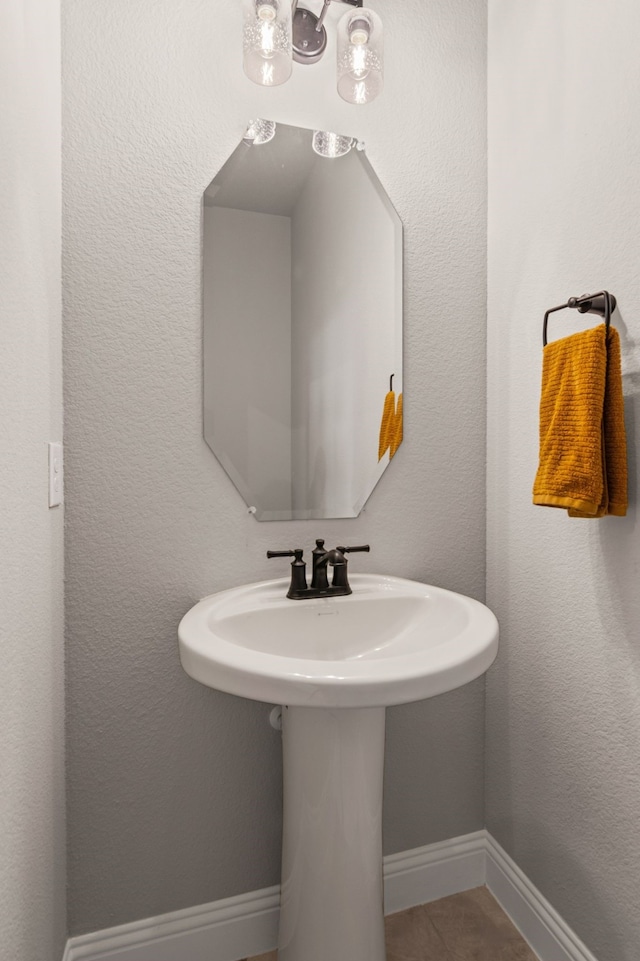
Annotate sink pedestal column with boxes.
[278,706,387,961]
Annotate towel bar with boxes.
[542,290,616,346]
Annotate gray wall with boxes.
[0,1,66,959]
[486,3,640,960]
[63,0,487,935]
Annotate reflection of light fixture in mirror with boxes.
[312,131,355,159]
[241,0,383,104]
[242,0,293,86]
[243,119,277,145]
[337,8,383,104]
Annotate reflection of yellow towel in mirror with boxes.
[390,394,403,459]
[378,388,396,460]
[378,388,403,461]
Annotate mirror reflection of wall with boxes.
[205,206,293,514]
[203,121,402,520]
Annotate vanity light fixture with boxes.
[242,0,384,104]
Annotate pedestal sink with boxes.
[178,574,498,961]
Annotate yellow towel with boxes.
[532,324,627,517]
[569,326,627,517]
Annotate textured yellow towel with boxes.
[569,326,627,517]
[532,324,627,517]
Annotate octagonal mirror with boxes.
[203,120,403,521]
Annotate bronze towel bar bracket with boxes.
[542,291,616,346]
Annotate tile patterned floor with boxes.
[243,886,539,961]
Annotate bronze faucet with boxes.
[267,539,370,599]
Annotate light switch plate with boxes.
[48,442,63,508]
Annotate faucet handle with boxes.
[267,549,307,599]
[329,544,369,594]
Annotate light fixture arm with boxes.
[315,0,332,32]
[291,0,363,64]
[315,0,363,32]
[291,0,363,13]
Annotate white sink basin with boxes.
[178,574,498,708]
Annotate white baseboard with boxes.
[63,831,598,961]
[62,886,281,961]
[485,835,599,961]
[383,830,487,915]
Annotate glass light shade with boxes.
[243,0,292,87]
[244,119,277,145]
[336,8,383,105]
[312,131,355,158]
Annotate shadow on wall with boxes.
[487,702,631,961]
[593,310,640,681]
